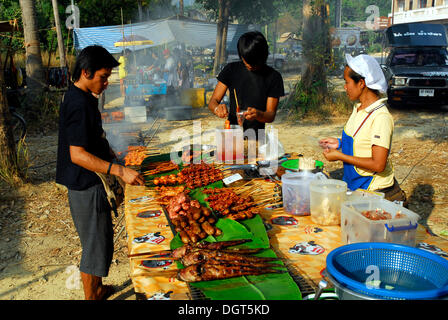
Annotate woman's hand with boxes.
[323,148,342,162]
[214,104,228,118]
[319,137,339,150]
[244,107,259,121]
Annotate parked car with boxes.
[381,23,448,107]
[226,53,286,70]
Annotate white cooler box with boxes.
[124,106,147,123]
[341,199,420,246]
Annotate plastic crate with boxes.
[341,199,420,246]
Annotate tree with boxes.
[197,0,287,75]
[51,0,66,67]
[179,0,184,16]
[300,0,331,93]
[19,0,46,114]
[211,0,230,76]
[0,62,22,185]
[282,0,332,116]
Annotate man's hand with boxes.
[214,104,228,118]
[243,107,259,121]
[118,166,145,186]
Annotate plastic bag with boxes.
[258,125,284,160]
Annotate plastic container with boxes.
[281,171,327,216]
[341,199,420,246]
[346,189,385,202]
[215,128,244,164]
[309,179,347,225]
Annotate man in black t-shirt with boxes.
[208,31,285,140]
[56,46,144,300]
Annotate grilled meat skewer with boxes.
[180,249,278,267]
[178,263,286,282]
[128,239,253,259]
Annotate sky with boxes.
[171,0,195,6]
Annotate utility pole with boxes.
[51,0,66,67]
[334,0,342,28]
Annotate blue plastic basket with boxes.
[326,242,448,300]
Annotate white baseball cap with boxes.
[345,53,388,93]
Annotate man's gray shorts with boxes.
[68,184,113,277]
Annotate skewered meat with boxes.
[155,186,186,197]
[192,239,251,250]
[153,174,184,186]
[144,161,179,175]
[169,240,252,259]
[180,249,278,267]
[178,263,285,283]
[227,207,260,221]
[151,162,224,188]
[204,189,259,221]
[124,146,147,166]
[167,192,221,243]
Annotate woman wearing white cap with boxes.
[319,54,407,204]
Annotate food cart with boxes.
[114,38,168,107]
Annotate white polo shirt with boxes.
[344,98,395,190]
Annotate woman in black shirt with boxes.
[208,31,285,140]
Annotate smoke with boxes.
[103,122,142,155]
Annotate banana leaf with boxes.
[169,217,302,300]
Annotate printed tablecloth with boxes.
[124,183,448,300]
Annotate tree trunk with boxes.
[213,0,224,76]
[51,0,66,68]
[179,0,184,16]
[137,0,144,21]
[301,0,329,93]
[19,0,46,114]
[219,0,230,67]
[0,62,22,185]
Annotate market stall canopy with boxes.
[0,19,18,33]
[114,35,154,47]
[385,23,448,47]
[74,16,256,54]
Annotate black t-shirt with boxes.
[217,61,285,133]
[56,85,113,190]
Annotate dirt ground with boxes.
[1,83,448,300]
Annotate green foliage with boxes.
[26,90,62,133]
[340,0,390,22]
[195,0,298,25]
[0,0,176,55]
[0,135,30,186]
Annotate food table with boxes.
[122,152,448,300]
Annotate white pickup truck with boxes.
[226,53,287,70]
